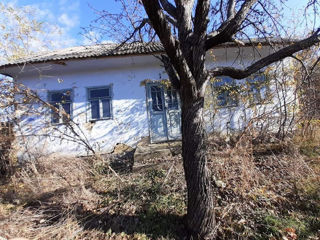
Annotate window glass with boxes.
[167,88,179,110]
[88,86,112,120]
[90,100,100,119]
[213,77,238,107]
[48,90,72,123]
[89,88,110,99]
[51,103,60,123]
[61,103,71,122]
[50,91,71,102]
[247,75,268,104]
[102,99,111,118]
[151,86,163,111]
[213,76,233,88]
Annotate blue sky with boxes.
[3,0,125,48]
[2,0,314,50]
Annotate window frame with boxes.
[87,85,113,122]
[246,74,270,105]
[47,89,73,124]
[166,87,179,110]
[212,76,239,108]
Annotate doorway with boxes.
[146,83,182,143]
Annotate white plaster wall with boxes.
[14,55,167,157]
[7,46,296,158]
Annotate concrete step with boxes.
[133,140,182,163]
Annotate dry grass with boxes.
[0,155,97,239]
[0,153,186,240]
[0,137,319,240]
[208,134,320,239]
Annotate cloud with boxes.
[59,0,80,12]
[58,13,79,29]
[1,0,81,51]
[7,0,80,51]
[82,31,102,45]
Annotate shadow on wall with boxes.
[15,98,149,157]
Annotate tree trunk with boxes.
[181,89,216,239]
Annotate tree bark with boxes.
[180,85,215,239]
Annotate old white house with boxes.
[0,41,294,157]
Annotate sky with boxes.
[1,0,315,51]
[2,0,124,49]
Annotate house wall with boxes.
[14,55,166,158]
[8,46,295,158]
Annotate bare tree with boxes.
[87,0,320,238]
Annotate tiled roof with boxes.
[0,39,294,69]
[0,42,164,68]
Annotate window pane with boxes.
[51,103,60,123]
[167,88,178,110]
[91,100,100,119]
[217,92,227,106]
[247,75,267,103]
[228,94,238,106]
[213,76,233,87]
[50,91,71,102]
[50,92,63,102]
[61,103,71,122]
[151,86,163,111]
[89,88,109,99]
[213,77,238,107]
[102,99,111,118]
[248,75,265,83]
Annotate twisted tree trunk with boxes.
[180,84,215,239]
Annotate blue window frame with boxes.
[88,86,112,120]
[48,89,72,123]
[150,85,164,112]
[247,74,269,104]
[166,87,179,110]
[212,76,238,107]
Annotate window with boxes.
[247,75,269,104]
[212,76,239,107]
[48,89,72,123]
[88,86,112,120]
[166,87,179,110]
[150,85,164,112]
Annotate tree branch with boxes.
[124,18,150,43]
[159,0,177,19]
[175,0,194,55]
[141,0,195,88]
[210,30,320,79]
[193,0,211,88]
[205,0,258,50]
[227,0,236,20]
[194,0,210,38]
[158,54,181,89]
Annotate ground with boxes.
[0,136,319,240]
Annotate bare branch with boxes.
[141,0,195,88]
[175,0,194,45]
[165,14,177,26]
[157,54,181,89]
[159,0,177,19]
[122,18,150,43]
[194,0,211,38]
[290,55,309,76]
[141,0,177,56]
[205,0,258,50]
[227,0,236,20]
[210,30,320,79]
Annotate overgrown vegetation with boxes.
[0,133,319,239]
[0,48,319,239]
